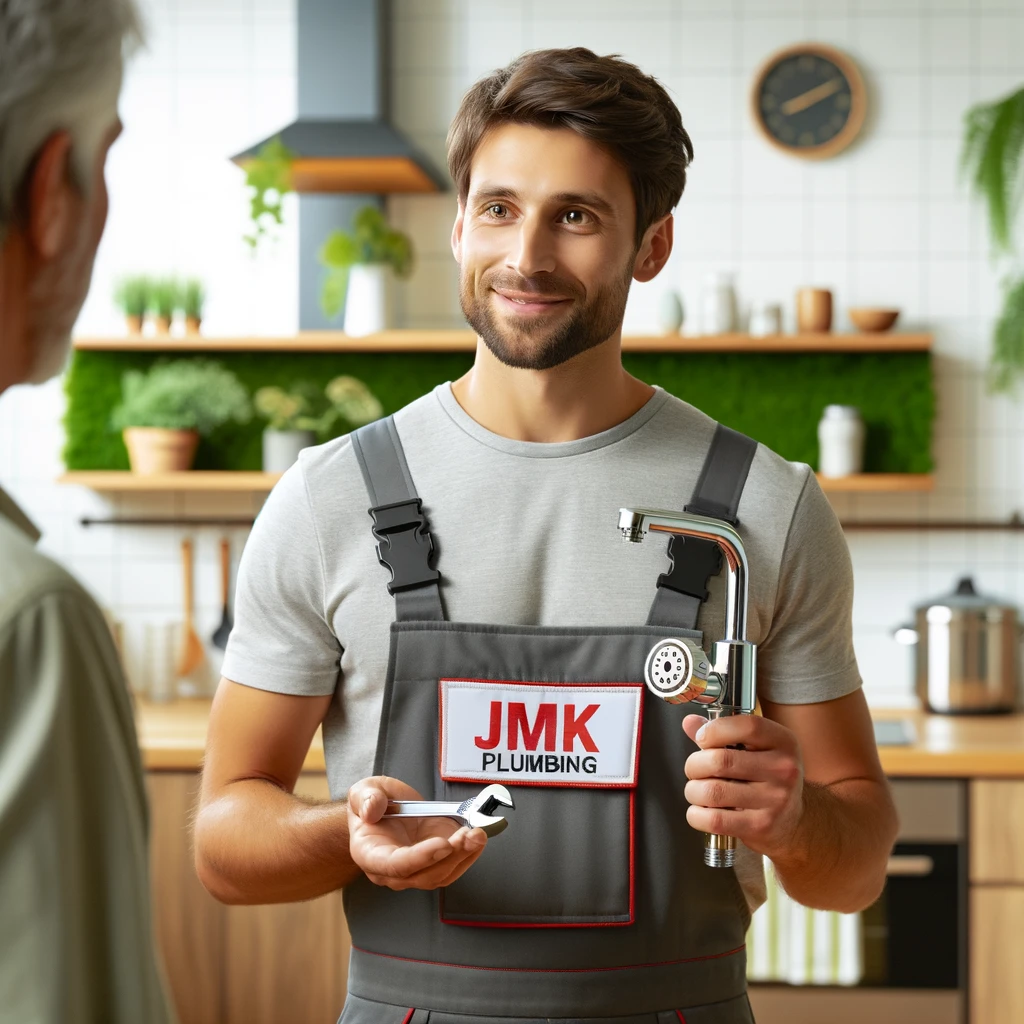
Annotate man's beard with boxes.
[459,262,633,372]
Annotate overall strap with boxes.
[349,417,445,622]
[647,423,757,630]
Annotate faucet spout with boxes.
[618,507,750,644]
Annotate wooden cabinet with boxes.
[969,780,1024,1021]
[970,780,1024,882]
[147,772,349,1024]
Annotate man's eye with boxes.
[487,204,508,218]
[563,209,589,225]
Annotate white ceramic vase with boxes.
[262,429,315,473]
[657,291,685,334]
[343,263,395,337]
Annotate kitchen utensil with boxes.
[176,538,206,679]
[618,507,756,868]
[796,287,832,332]
[211,537,233,650]
[383,784,515,838]
[894,576,1022,713]
[748,301,782,337]
[700,272,737,334]
[848,307,899,332]
[817,405,865,477]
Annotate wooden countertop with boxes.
[135,698,1024,778]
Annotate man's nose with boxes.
[507,217,556,278]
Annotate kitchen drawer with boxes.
[970,780,1024,882]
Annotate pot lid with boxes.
[915,575,1017,613]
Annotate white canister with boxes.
[262,429,316,473]
[748,301,782,337]
[700,272,737,334]
[817,405,865,477]
[344,263,395,337]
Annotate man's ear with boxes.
[451,200,465,263]
[632,213,674,283]
[27,131,78,261]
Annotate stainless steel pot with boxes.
[896,576,1022,714]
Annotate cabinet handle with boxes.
[886,854,934,877]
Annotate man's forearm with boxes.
[194,778,360,904]
[769,777,897,913]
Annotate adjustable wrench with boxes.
[383,783,514,838]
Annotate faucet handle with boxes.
[643,638,723,705]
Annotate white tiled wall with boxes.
[2,0,1023,706]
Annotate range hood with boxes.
[231,0,446,195]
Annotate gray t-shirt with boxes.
[223,383,862,911]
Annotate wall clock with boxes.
[751,43,866,160]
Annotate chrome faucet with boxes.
[618,507,757,868]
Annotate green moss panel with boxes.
[63,348,934,473]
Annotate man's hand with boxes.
[348,776,488,891]
[682,713,804,859]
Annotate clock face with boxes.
[753,45,865,159]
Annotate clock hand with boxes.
[780,77,843,116]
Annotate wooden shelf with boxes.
[816,473,933,492]
[58,470,932,494]
[72,330,933,354]
[58,471,281,491]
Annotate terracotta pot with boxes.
[125,314,144,336]
[154,315,173,335]
[123,427,199,474]
[185,315,202,336]
[796,288,833,332]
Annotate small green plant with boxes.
[960,84,1024,392]
[111,360,252,434]
[180,278,206,320]
[992,277,1024,393]
[242,136,295,251]
[318,206,414,319]
[149,277,180,321]
[114,275,150,319]
[254,376,383,434]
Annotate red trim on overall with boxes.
[352,943,746,974]
[400,1010,414,1024]
[437,678,644,788]
[675,1011,687,1024]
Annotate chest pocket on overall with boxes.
[438,675,643,926]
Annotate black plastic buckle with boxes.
[369,498,440,595]
[656,534,723,603]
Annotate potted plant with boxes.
[180,278,206,335]
[254,375,383,472]
[150,277,180,335]
[111,359,251,474]
[961,84,1024,392]
[114,275,150,335]
[242,136,294,251]
[318,205,414,336]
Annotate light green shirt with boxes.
[0,487,173,1024]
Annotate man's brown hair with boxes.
[446,47,694,247]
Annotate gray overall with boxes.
[341,416,758,1024]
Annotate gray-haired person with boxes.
[0,2,174,1021]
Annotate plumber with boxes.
[195,47,899,1023]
